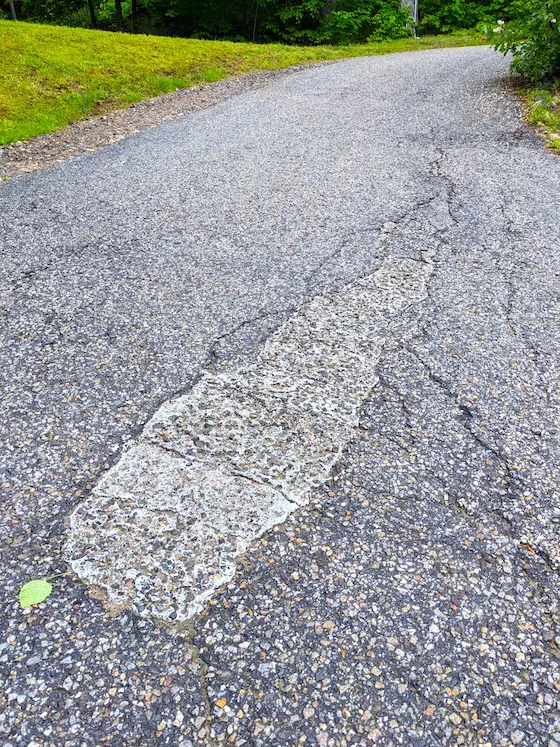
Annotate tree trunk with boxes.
[115,0,124,30]
[131,0,138,33]
[87,0,97,28]
[9,0,17,20]
[252,1,258,42]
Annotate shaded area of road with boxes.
[1,46,559,745]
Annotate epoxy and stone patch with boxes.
[65,255,434,621]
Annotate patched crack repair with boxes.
[64,245,437,622]
[63,140,460,625]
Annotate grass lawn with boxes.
[0,19,486,145]
[525,86,560,154]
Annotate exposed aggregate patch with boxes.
[65,253,433,620]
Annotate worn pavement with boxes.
[1,46,560,746]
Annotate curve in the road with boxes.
[2,46,560,746]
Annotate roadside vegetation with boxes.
[525,87,560,153]
[526,83,560,155]
[2,0,510,45]
[0,20,484,144]
[4,0,558,151]
[491,0,560,153]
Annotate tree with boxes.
[87,0,98,27]
[115,0,124,29]
[131,0,138,32]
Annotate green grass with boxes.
[525,86,560,154]
[0,19,486,145]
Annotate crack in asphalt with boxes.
[64,247,431,621]
[3,47,560,747]
[63,103,471,625]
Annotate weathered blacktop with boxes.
[1,45,560,746]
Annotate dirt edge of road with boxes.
[0,63,331,182]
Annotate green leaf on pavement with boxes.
[18,579,53,608]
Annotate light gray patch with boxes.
[67,454,292,618]
[64,249,435,621]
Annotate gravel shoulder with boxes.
[0,64,327,181]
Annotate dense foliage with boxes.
[491,0,560,81]
[418,0,510,35]
[2,0,509,44]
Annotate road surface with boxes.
[1,46,560,746]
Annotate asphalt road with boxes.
[1,46,560,746]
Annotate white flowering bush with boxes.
[492,0,560,81]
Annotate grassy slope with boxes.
[525,86,560,154]
[0,20,485,144]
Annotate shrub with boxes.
[22,0,86,25]
[491,0,560,82]
[418,0,510,35]
[368,4,411,41]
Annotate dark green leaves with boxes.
[491,0,560,82]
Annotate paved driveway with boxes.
[1,46,560,746]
